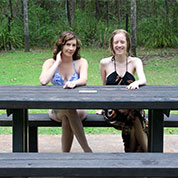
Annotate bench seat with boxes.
[0,152,178,177]
[1,113,178,127]
[0,113,178,152]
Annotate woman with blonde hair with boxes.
[99,29,148,152]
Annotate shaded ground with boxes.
[1,134,178,153]
[138,48,178,61]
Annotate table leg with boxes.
[148,109,164,152]
[12,109,29,152]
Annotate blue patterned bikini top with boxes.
[52,62,79,86]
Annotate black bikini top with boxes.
[106,57,135,85]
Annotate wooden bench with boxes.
[0,113,178,152]
[0,152,178,177]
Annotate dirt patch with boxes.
[138,48,178,61]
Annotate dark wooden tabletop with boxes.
[0,85,178,109]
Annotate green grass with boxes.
[2,126,177,135]
[0,49,51,85]
[0,48,178,134]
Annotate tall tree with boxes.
[65,0,76,26]
[95,0,100,19]
[23,0,30,52]
[115,0,121,25]
[105,0,109,27]
[171,0,177,30]
[65,0,71,26]
[21,0,24,17]
[7,0,13,50]
[165,0,169,25]
[130,0,136,56]
[79,0,85,11]
[9,0,13,18]
[71,0,76,25]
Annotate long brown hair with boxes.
[109,29,131,56]
[53,31,81,61]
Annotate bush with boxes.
[137,17,178,48]
[0,17,23,50]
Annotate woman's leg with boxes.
[61,116,74,152]
[61,109,88,152]
[134,117,148,152]
[129,127,136,152]
[49,109,92,152]
[64,109,92,152]
[49,110,74,152]
[122,127,136,152]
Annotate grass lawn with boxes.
[0,47,178,134]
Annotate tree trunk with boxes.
[125,13,128,32]
[80,0,85,11]
[95,0,100,19]
[65,0,71,26]
[130,0,136,57]
[165,0,169,25]
[23,0,30,52]
[116,0,121,25]
[9,0,13,18]
[171,0,177,29]
[8,0,13,50]
[21,0,24,17]
[65,0,76,26]
[71,0,76,25]
[105,1,109,27]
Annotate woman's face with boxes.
[62,38,77,57]
[113,33,127,56]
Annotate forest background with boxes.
[0,0,177,51]
[0,0,178,135]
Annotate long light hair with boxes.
[109,29,131,56]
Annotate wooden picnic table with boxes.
[0,85,178,152]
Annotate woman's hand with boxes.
[126,81,139,90]
[56,51,62,64]
[63,81,77,89]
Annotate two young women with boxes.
[39,30,148,153]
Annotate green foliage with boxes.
[71,9,98,47]
[0,17,23,50]
[70,9,123,48]
[27,3,64,48]
[137,16,178,48]
[0,18,9,50]
[0,0,177,50]
[95,21,113,48]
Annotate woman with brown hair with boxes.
[39,31,92,152]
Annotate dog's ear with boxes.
[104,109,117,122]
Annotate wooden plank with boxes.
[29,126,38,152]
[0,113,178,127]
[0,89,178,98]
[0,85,178,109]
[0,85,177,96]
[0,153,178,177]
[148,109,164,152]
[164,114,178,127]
[0,100,178,109]
[12,109,29,152]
